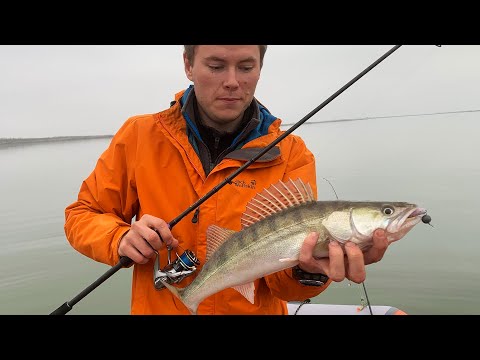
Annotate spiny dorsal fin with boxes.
[206,225,236,261]
[240,178,315,228]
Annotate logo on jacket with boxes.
[231,179,256,189]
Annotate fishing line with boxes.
[322,177,339,200]
[323,177,373,315]
[294,298,311,315]
[362,282,373,315]
[50,45,405,315]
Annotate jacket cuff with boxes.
[111,226,131,265]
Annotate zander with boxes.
[160,178,428,314]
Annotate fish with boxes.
[159,178,428,314]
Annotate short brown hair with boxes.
[183,45,268,68]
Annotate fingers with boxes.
[326,241,365,284]
[140,215,179,249]
[298,232,320,272]
[152,219,178,249]
[327,241,346,281]
[343,242,366,283]
[338,229,388,283]
[298,233,361,282]
[309,229,389,285]
[118,214,179,264]
[363,229,389,265]
[118,230,153,264]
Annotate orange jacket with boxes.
[65,88,331,314]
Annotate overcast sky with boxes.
[1,45,479,138]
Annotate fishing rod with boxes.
[50,45,403,315]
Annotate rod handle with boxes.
[119,256,134,267]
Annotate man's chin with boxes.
[212,111,243,124]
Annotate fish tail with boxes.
[158,280,198,315]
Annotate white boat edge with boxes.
[287,302,407,315]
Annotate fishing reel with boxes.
[154,247,200,290]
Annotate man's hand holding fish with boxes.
[298,228,389,284]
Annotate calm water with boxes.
[1,113,479,315]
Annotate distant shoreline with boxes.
[0,135,113,148]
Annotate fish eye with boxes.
[382,206,395,215]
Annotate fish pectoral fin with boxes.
[279,257,298,263]
[233,282,255,304]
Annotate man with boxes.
[64,45,389,314]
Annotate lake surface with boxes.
[1,112,478,315]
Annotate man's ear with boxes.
[184,52,193,81]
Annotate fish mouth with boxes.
[386,206,426,243]
[408,207,427,218]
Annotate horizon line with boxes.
[0,135,114,148]
[0,134,113,141]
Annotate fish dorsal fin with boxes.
[240,178,315,228]
[233,282,255,304]
[206,225,236,261]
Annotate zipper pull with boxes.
[192,208,200,223]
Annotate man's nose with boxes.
[223,68,240,89]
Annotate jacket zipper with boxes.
[210,136,221,173]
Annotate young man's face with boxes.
[184,45,261,132]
